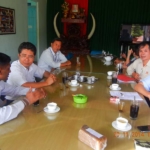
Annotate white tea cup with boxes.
[87,77,92,83]
[91,76,95,82]
[116,117,128,128]
[73,75,78,80]
[71,80,77,85]
[107,71,113,76]
[111,84,119,90]
[79,75,84,81]
[47,102,57,111]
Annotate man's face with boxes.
[0,63,11,80]
[139,45,150,62]
[51,41,61,53]
[18,49,35,68]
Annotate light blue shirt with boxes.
[140,75,150,91]
[38,47,67,72]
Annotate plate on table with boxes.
[112,121,132,131]
[44,106,60,114]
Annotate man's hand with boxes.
[66,60,71,66]
[127,49,133,57]
[45,74,56,85]
[25,88,46,105]
[132,72,141,81]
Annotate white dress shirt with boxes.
[0,81,29,125]
[38,47,67,72]
[7,60,45,86]
[0,101,25,125]
[127,58,150,79]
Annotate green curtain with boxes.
[47,0,64,46]
[87,0,150,55]
[47,0,150,55]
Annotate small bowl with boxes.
[47,102,57,111]
[73,94,88,104]
[116,117,128,128]
[107,71,113,76]
[111,84,119,89]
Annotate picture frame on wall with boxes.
[0,6,16,35]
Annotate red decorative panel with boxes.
[63,0,88,35]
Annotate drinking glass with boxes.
[130,97,139,119]
[112,72,118,84]
[62,72,68,84]
[118,101,125,112]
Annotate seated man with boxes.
[38,38,71,72]
[127,42,150,81]
[0,52,46,125]
[6,42,56,100]
[134,75,150,99]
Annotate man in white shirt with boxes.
[7,42,56,92]
[0,53,46,125]
[38,38,71,72]
[127,42,150,81]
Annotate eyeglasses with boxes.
[20,54,34,59]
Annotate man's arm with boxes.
[22,74,56,88]
[134,82,150,99]
[0,101,25,125]
[60,60,71,67]
[0,88,46,125]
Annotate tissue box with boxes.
[78,125,107,150]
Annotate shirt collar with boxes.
[18,60,33,71]
[49,47,60,56]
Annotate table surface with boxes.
[0,56,150,150]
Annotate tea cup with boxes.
[87,77,92,83]
[71,80,77,85]
[91,76,95,82]
[47,102,57,111]
[116,117,128,128]
[111,84,119,90]
[73,75,78,80]
[79,76,84,82]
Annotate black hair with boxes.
[138,42,150,51]
[51,38,62,43]
[0,53,11,67]
[18,42,36,55]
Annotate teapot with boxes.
[104,56,113,62]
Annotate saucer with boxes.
[107,76,112,79]
[69,82,79,87]
[87,81,94,84]
[109,85,121,91]
[112,121,132,131]
[44,106,60,114]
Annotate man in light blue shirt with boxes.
[134,75,150,99]
[38,38,71,72]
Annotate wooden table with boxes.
[0,56,150,150]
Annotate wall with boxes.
[0,0,47,61]
[37,0,47,59]
[0,0,28,61]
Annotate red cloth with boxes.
[64,0,88,35]
[117,74,135,82]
